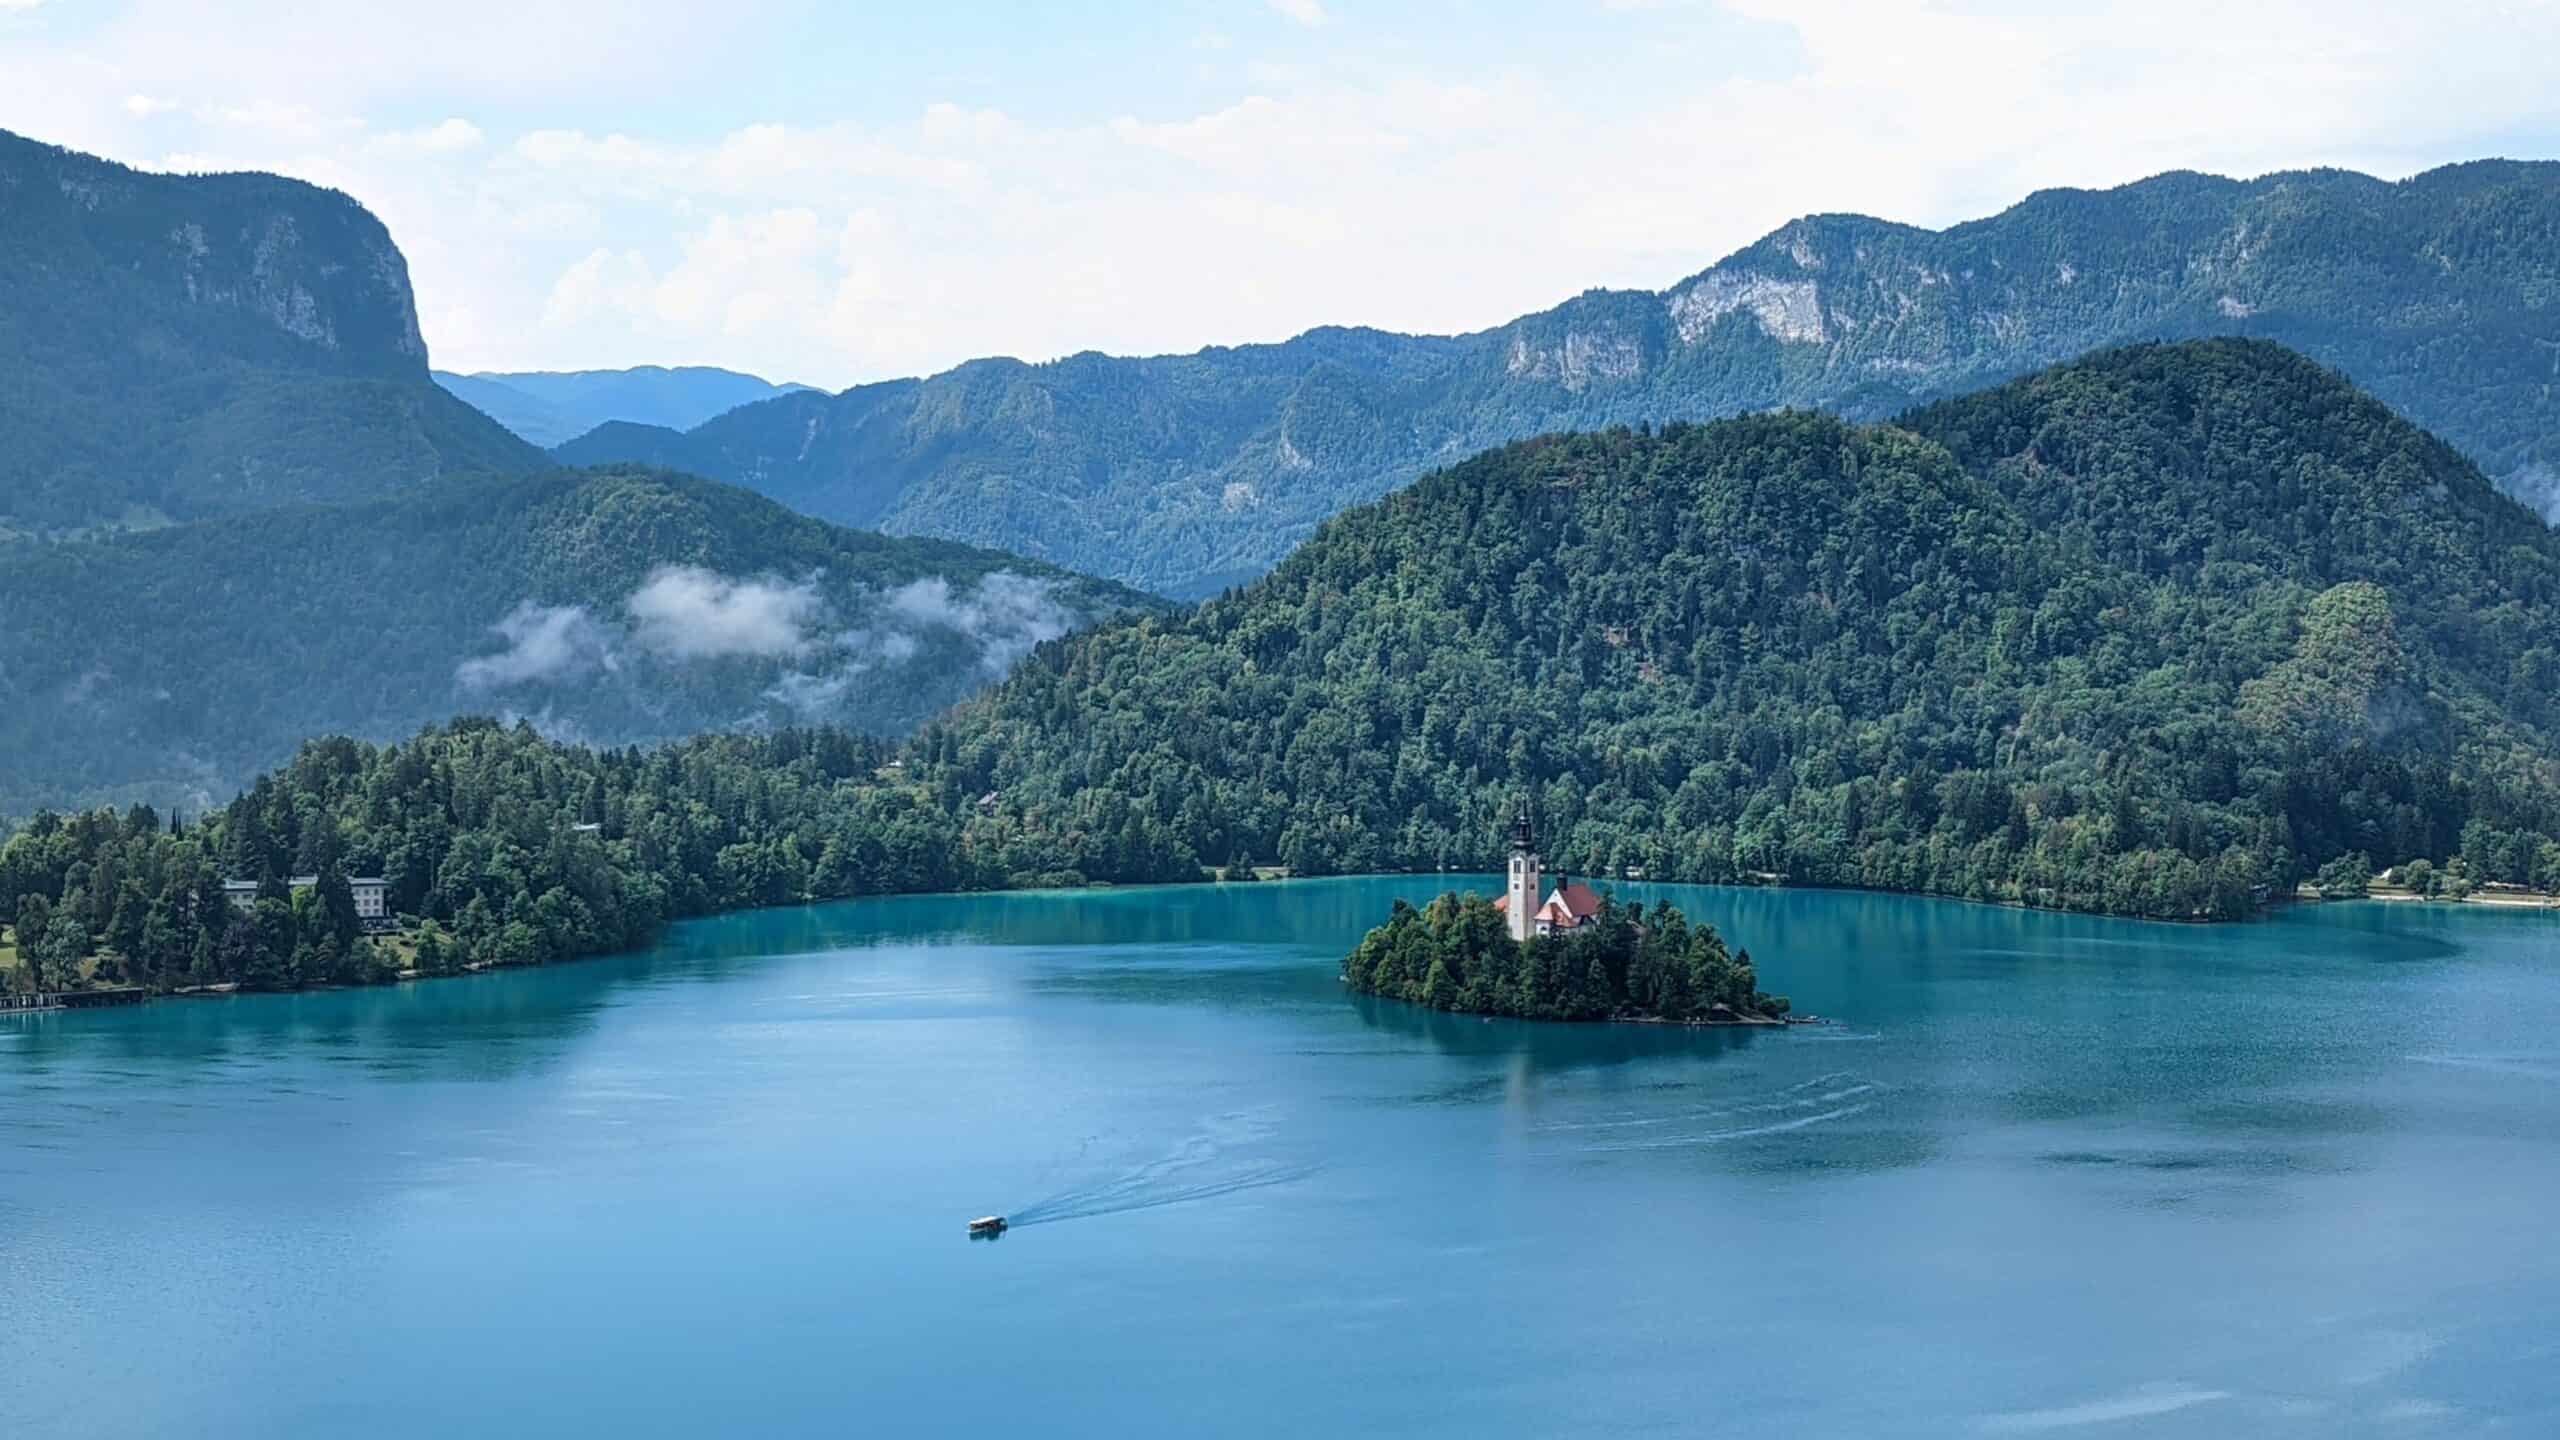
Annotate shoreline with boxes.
[14,871,2556,1021]
[2356,889,2558,910]
[1344,974,1810,1029]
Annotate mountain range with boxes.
[434,366,813,449]
[561,160,2560,597]
[0,129,541,539]
[0,130,1154,812]
[8,124,2560,920]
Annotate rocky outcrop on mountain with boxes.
[0,129,538,537]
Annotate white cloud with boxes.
[889,571,1075,674]
[199,98,357,143]
[381,118,484,154]
[1266,0,1329,26]
[627,566,826,660]
[763,667,863,718]
[456,603,616,689]
[452,568,1080,724]
[7,2,2560,383]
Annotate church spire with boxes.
[1504,802,1542,943]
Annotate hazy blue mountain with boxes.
[0,129,542,539]
[436,366,815,448]
[562,161,2560,597]
[0,467,1161,813]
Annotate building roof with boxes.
[1534,881,1606,930]
[1552,881,1604,918]
[1496,880,1607,928]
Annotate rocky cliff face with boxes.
[0,130,536,536]
[1495,164,2560,468]
[5,131,431,374]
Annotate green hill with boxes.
[0,468,1161,812]
[0,129,541,539]
[561,162,2560,597]
[908,339,2560,917]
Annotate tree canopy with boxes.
[920,340,2560,920]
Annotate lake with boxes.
[6,878,2558,1437]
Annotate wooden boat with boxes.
[967,1215,1007,1237]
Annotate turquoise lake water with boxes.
[6,877,2558,1437]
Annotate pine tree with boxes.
[15,894,54,991]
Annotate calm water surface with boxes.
[6,879,2558,1437]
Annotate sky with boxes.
[5,0,2559,388]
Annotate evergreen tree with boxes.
[16,894,54,991]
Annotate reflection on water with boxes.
[6,878,2560,1439]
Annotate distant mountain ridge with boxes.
[562,160,2560,597]
[436,366,814,448]
[0,467,1162,812]
[0,129,541,537]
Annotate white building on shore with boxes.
[222,875,393,931]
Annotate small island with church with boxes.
[1342,810,1791,1025]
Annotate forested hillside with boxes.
[0,724,949,992]
[916,340,2560,918]
[562,161,2560,596]
[0,129,540,538]
[435,366,812,448]
[0,469,1158,812]
[12,340,2560,1002]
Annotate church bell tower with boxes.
[1506,803,1542,943]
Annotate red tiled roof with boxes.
[1553,882,1603,917]
[1496,883,1606,928]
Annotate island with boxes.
[1342,891,1789,1025]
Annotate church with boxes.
[1492,808,1604,942]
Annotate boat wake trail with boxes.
[1539,1071,1886,1151]
[1578,1102,1874,1151]
[1010,1112,1317,1227]
[2405,1053,2560,1082]
[1538,1072,1882,1134]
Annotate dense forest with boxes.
[0,467,1161,812]
[0,721,994,993]
[0,129,540,538]
[12,340,2560,999]
[563,161,2560,595]
[1342,893,1786,1023]
[913,340,2560,920]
